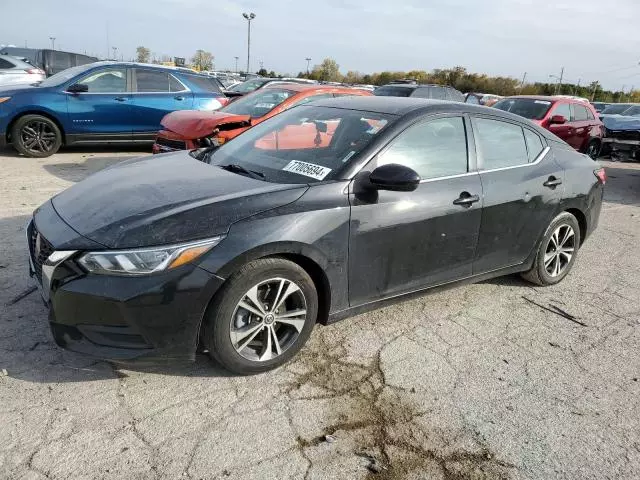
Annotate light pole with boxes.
[234,56,239,73]
[305,57,312,75]
[549,67,564,95]
[112,46,117,60]
[242,12,256,73]
[49,37,56,50]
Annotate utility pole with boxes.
[305,57,312,75]
[112,46,117,60]
[234,56,239,73]
[49,37,56,50]
[574,78,581,95]
[591,82,598,101]
[519,72,527,89]
[556,67,564,95]
[628,85,635,102]
[242,12,256,73]
[259,60,264,71]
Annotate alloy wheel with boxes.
[544,224,575,277]
[229,277,307,362]
[586,142,599,160]
[20,121,58,154]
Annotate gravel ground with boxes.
[0,146,639,480]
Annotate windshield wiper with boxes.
[219,164,266,180]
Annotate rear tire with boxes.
[202,258,318,375]
[521,212,581,286]
[11,114,62,158]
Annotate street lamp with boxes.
[305,57,312,75]
[242,12,256,73]
[49,37,56,50]
[234,56,239,73]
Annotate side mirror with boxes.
[369,164,420,192]
[67,83,89,94]
[549,114,567,124]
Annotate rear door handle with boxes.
[114,97,127,102]
[543,177,563,188]
[174,95,184,101]
[453,192,480,207]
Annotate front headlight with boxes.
[77,237,224,275]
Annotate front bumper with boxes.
[27,218,225,364]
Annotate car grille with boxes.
[155,137,186,150]
[28,222,54,284]
[607,130,640,141]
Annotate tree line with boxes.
[299,58,639,103]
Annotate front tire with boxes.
[202,258,318,375]
[11,114,62,158]
[585,139,601,160]
[521,212,581,286]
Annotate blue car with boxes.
[0,62,228,157]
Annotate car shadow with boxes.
[0,144,152,159]
[42,155,145,183]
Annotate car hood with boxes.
[160,110,251,139]
[51,152,307,249]
[0,83,41,95]
[603,115,640,132]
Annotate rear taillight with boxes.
[24,68,45,75]
[594,167,606,185]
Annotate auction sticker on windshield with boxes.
[283,160,332,180]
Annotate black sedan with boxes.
[27,97,605,374]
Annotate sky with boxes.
[2,0,639,91]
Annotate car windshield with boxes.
[493,98,552,120]
[228,78,270,93]
[221,88,296,118]
[374,86,413,97]
[601,104,632,115]
[207,105,395,184]
[38,63,96,87]
[621,105,640,116]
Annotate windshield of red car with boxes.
[493,98,552,120]
[221,88,297,118]
[207,105,395,184]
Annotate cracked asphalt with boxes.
[0,146,639,480]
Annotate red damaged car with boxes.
[153,84,372,153]
[493,96,604,159]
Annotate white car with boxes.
[0,55,45,86]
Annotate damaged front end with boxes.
[602,116,640,161]
[154,111,252,153]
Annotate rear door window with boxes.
[183,75,222,93]
[0,58,15,69]
[474,118,529,170]
[135,69,173,92]
[523,128,545,162]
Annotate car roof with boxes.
[262,83,366,93]
[79,61,210,75]
[308,96,559,139]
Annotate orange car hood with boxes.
[160,110,251,139]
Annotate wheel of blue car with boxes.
[202,258,318,375]
[11,114,62,158]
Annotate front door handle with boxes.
[114,97,127,102]
[543,176,563,188]
[174,95,184,101]
[453,192,480,207]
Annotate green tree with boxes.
[191,50,213,71]
[311,58,342,82]
[136,46,151,63]
[256,68,268,76]
[268,70,277,78]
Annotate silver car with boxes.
[0,55,45,87]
